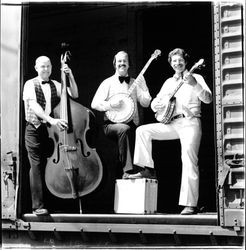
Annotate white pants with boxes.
[134,117,202,207]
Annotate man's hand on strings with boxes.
[49,118,68,131]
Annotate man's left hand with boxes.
[183,73,197,86]
[62,63,72,76]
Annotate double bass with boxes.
[45,47,103,208]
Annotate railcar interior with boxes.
[20,1,216,215]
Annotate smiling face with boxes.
[35,56,52,81]
[114,51,129,76]
[170,54,187,75]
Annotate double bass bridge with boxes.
[60,144,77,152]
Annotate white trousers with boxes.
[134,117,202,207]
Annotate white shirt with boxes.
[23,77,61,121]
[91,73,152,125]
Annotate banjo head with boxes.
[106,93,135,123]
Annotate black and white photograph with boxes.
[1,0,245,249]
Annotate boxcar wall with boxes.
[1,0,245,247]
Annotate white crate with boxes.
[114,178,158,214]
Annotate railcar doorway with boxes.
[20,2,216,216]
[141,3,216,214]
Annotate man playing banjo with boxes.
[91,51,152,179]
[128,48,212,215]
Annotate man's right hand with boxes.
[154,102,165,110]
[109,99,123,109]
[153,96,169,110]
[49,118,68,130]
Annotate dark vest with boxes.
[33,78,60,115]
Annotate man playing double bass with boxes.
[91,51,152,179]
[23,55,79,215]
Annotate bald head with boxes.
[35,56,51,67]
[34,55,52,80]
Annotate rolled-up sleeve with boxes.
[136,88,152,107]
[135,77,152,107]
[151,78,171,112]
[23,80,36,102]
[193,74,212,104]
[91,80,111,111]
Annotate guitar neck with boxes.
[127,57,154,96]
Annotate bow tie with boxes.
[41,80,51,84]
[119,76,130,84]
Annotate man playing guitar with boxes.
[128,48,212,215]
[91,51,152,178]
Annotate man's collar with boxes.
[173,70,188,80]
[115,73,129,77]
[37,77,50,84]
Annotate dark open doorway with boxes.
[141,3,216,213]
[21,2,216,215]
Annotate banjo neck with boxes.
[127,49,161,96]
[105,50,161,124]
[169,75,185,100]
[169,58,205,99]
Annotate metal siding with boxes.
[1,5,22,220]
[214,2,245,228]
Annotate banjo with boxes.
[105,49,161,123]
[155,58,205,124]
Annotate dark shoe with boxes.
[128,168,157,179]
[180,206,197,215]
[122,173,131,179]
[33,208,48,215]
[122,168,140,179]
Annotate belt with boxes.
[171,114,185,121]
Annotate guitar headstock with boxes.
[151,49,161,60]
